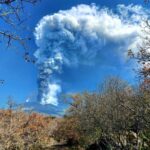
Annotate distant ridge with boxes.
[23,101,67,117]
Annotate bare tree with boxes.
[0,0,40,62]
[0,0,39,83]
[128,21,150,91]
[60,77,150,149]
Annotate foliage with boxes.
[53,117,80,145]
[0,77,149,150]
[0,102,56,150]
[54,77,150,149]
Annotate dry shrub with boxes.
[0,106,56,150]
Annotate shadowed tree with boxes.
[54,77,150,149]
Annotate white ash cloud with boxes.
[34,4,148,105]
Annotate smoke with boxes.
[34,4,148,105]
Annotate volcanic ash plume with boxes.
[34,4,148,105]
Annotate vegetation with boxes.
[0,0,39,64]
[0,75,149,149]
[0,101,57,150]
[0,0,149,150]
[54,77,150,149]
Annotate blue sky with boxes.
[0,0,148,110]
